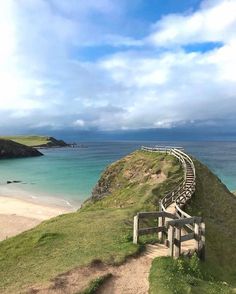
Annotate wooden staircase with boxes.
[133,146,205,260]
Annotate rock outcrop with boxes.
[85,150,182,206]
[0,139,43,159]
[34,137,68,148]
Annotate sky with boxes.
[0,0,236,139]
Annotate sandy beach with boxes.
[0,194,75,241]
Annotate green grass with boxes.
[78,273,112,294]
[0,150,183,293]
[149,157,236,293]
[0,209,136,292]
[0,136,54,147]
[185,159,236,284]
[2,150,236,293]
[149,255,232,294]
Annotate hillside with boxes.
[185,159,236,283]
[0,150,236,293]
[0,136,68,148]
[0,139,43,159]
[0,150,182,293]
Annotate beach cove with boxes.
[0,192,74,241]
[0,141,236,241]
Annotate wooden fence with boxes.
[134,146,205,259]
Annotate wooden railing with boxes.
[134,146,205,259]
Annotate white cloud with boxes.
[73,119,85,127]
[0,0,236,133]
[148,0,236,47]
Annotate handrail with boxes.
[134,146,205,259]
[142,146,196,227]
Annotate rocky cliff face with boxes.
[90,159,124,201]
[0,139,43,159]
[34,137,68,148]
[85,150,183,207]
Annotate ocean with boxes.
[0,141,235,207]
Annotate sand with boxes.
[0,195,75,241]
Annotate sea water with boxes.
[0,141,235,207]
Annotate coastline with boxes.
[0,188,77,241]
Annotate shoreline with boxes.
[0,189,78,241]
[0,183,81,209]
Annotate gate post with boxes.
[194,222,200,253]
[168,225,174,257]
[200,222,206,260]
[133,215,139,244]
[158,201,164,241]
[174,227,181,258]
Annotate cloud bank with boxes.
[0,0,235,134]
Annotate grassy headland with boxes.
[0,150,236,293]
[0,135,67,147]
[0,150,182,293]
[0,138,43,159]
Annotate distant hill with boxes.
[0,136,68,148]
[0,139,43,159]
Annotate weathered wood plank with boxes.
[167,216,202,227]
[137,211,177,219]
[168,225,174,257]
[200,222,206,260]
[138,212,163,218]
[138,226,166,235]
[174,228,181,258]
[164,212,179,219]
[181,232,195,242]
[133,215,139,244]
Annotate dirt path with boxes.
[97,244,168,294]
[28,244,169,294]
[28,209,196,293]
[97,255,152,294]
[28,212,196,294]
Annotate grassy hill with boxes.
[0,136,68,147]
[0,151,182,293]
[186,159,236,283]
[0,150,236,293]
[149,159,236,294]
[0,138,43,159]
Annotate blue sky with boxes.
[0,0,236,138]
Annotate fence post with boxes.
[133,215,139,244]
[168,225,174,257]
[200,222,206,260]
[174,227,181,258]
[194,222,200,253]
[158,201,164,241]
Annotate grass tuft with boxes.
[78,273,112,294]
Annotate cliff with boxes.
[0,136,68,148]
[85,150,183,208]
[0,139,43,159]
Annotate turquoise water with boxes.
[0,141,235,206]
